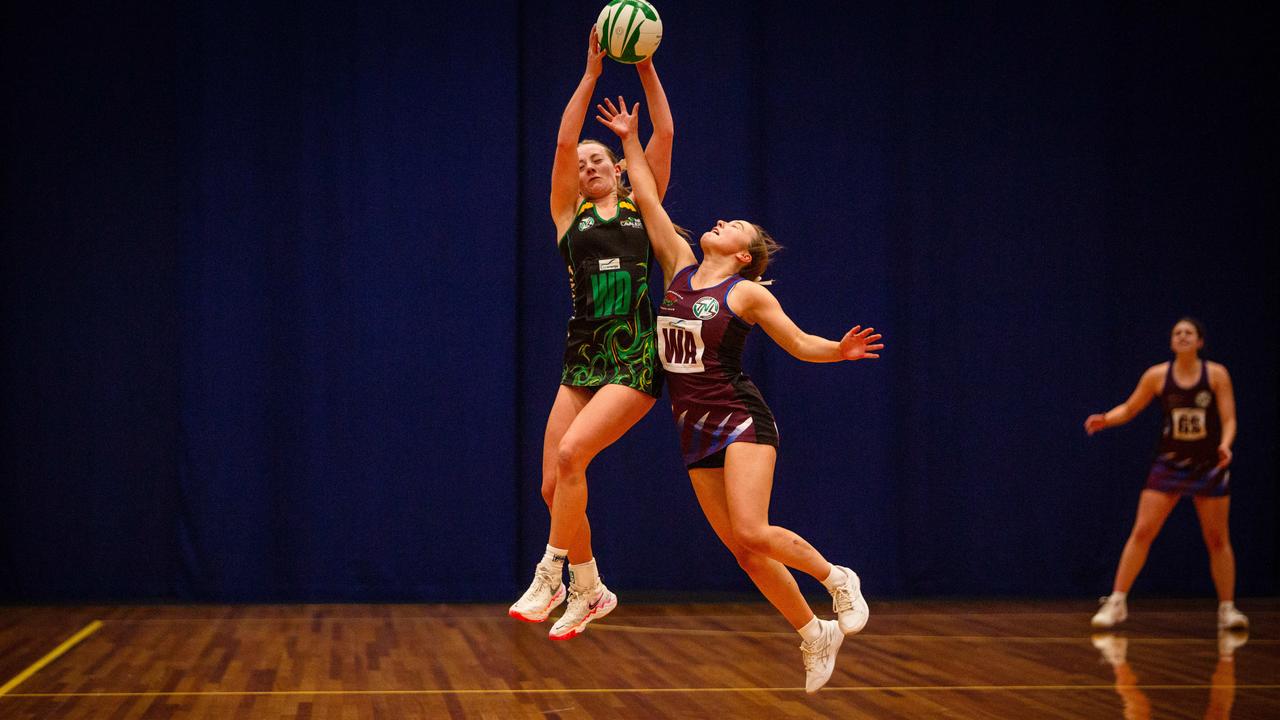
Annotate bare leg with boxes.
[541,385,594,563]
[1192,496,1235,602]
[689,466,813,630]
[1112,490,1180,593]
[722,443,832,581]
[548,384,655,549]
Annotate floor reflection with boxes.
[1091,630,1249,719]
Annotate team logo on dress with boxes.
[621,216,643,229]
[692,296,719,320]
[578,216,596,232]
[1195,390,1212,408]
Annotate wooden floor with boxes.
[0,598,1276,719]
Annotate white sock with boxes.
[1110,591,1127,603]
[569,558,599,590]
[540,545,568,576]
[798,616,823,644]
[820,565,845,591]
[1219,600,1235,612]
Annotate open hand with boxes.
[595,95,640,140]
[839,325,883,361]
[586,26,606,78]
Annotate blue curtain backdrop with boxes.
[3,2,1276,602]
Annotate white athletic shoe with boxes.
[1090,633,1128,666]
[1091,595,1128,629]
[548,582,617,640]
[508,565,566,623]
[1218,629,1248,658]
[801,618,845,694]
[1218,604,1249,631]
[829,566,869,635]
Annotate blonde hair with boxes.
[738,224,782,281]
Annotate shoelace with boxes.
[831,586,854,614]
[800,637,830,671]
[524,569,558,601]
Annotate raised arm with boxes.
[1084,364,1164,435]
[1210,363,1236,467]
[595,97,695,286]
[728,282,884,363]
[635,58,673,200]
[550,28,607,239]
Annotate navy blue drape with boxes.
[3,2,1275,601]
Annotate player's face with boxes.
[1170,321,1203,354]
[700,219,754,261]
[578,145,620,200]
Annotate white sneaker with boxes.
[800,618,845,694]
[1090,633,1128,666]
[1091,595,1128,629]
[1218,629,1248,658]
[1218,604,1249,631]
[548,582,617,640]
[829,566,869,635]
[508,564,566,623]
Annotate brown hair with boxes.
[578,139,631,199]
[738,224,782,281]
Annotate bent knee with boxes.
[734,549,771,575]
[732,527,772,556]
[1202,531,1231,552]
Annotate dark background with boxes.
[3,2,1275,602]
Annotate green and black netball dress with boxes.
[558,197,661,397]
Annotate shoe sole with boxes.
[548,594,617,641]
[508,585,566,623]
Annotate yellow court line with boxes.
[4,684,1280,699]
[0,621,103,697]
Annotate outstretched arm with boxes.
[595,97,695,286]
[550,28,607,239]
[635,58,673,200]
[1084,365,1163,435]
[728,282,884,363]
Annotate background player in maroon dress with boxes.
[596,97,881,693]
[1085,318,1248,630]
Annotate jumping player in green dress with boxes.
[509,28,690,641]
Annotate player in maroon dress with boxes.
[1085,318,1247,631]
[596,97,882,693]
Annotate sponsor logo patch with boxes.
[598,257,620,271]
[1195,390,1212,408]
[692,296,720,320]
[621,216,643,229]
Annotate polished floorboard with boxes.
[1,598,1276,719]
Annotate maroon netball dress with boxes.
[1145,361,1229,496]
[657,265,778,469]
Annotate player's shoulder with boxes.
[1206,360,1231,383]
[1144,361,1170,378]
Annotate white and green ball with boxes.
[596,1,663,64]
